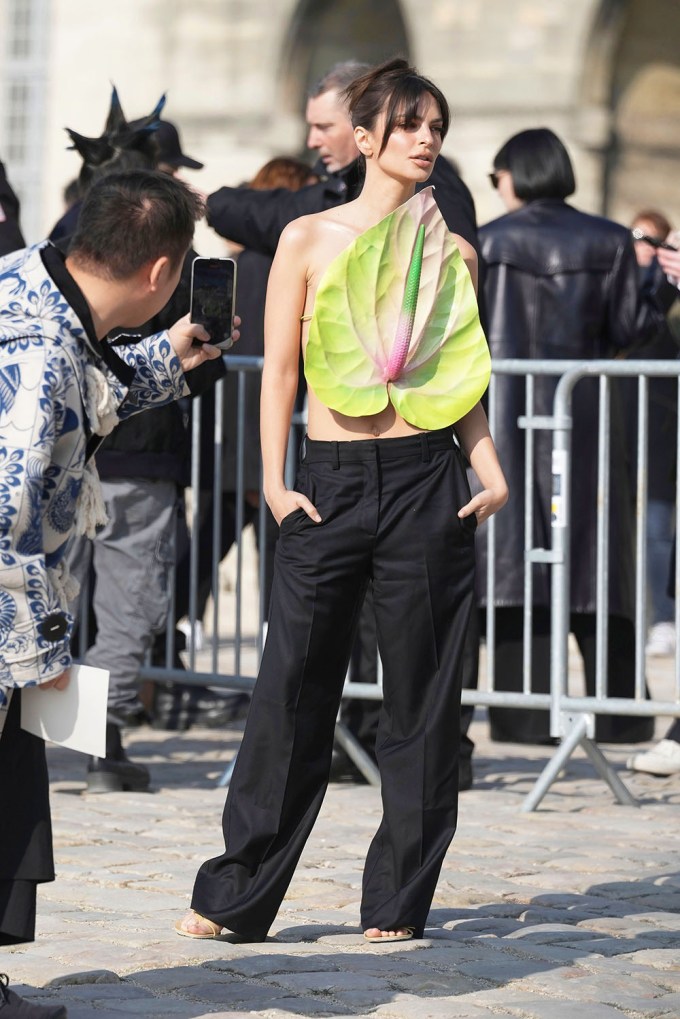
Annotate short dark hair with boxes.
[308,61,372,99]
[344,57,450,156]
[493,128,575,201]
[69,169,203,280]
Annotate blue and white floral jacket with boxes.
[0,243,188,721]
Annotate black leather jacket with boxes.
[476,199,675,616]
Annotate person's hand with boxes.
[266,488,321,527]
[39,670,70,691]
[168,314,241,372]
[657,240,680,284]
[458,483,509,527]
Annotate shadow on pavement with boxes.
[12,872,679,1018]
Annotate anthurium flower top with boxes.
[304,187,491,430]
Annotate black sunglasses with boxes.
[488,171,500,189]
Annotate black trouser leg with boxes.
[191,490,370,936]
[573,614,654,743]
[175,491,240,621]
[0,693,54,945]
[360,445,475,937]
[343,584,380,751]
[459,608,480,764]
[343,575,479,777]
[487,607,552,744]
[488,609,655,744]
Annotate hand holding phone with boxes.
[190,256,237,350]
[631,228,678,251]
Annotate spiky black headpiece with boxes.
[65,86,166,189]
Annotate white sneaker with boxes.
[627,739,680,775]
[645,622,676,657]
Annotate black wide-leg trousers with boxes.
[192,429,476,939]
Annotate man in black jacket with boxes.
[205,62,483,789]
[207,64,481,262]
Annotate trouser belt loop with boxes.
[332,441,340,470]
[299,435,307,464]
[420,433,431,463]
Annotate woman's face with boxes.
[365,92,444,185]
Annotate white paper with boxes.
[20,665,109,757]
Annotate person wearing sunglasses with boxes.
[476,127,675,747]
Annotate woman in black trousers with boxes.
[176,58,508,944]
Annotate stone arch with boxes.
[580,0,680,225]
[279,0,411,114]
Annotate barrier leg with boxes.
[522,714,638,811]
[521,715,589,812]
[579,736,638,807]
[334,721,381,786]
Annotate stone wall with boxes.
[1,0,678,245]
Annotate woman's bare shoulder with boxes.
[451,232,477,264]
[279,207,347,246]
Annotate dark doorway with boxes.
[584,0,680,225]
[281,0,411,113]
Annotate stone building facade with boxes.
[1,0,679,248]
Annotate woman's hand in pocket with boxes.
[267,489,322,527]
[458,482,508,527]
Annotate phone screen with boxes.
[190,257,236,350]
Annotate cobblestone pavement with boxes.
[3,705,679,1019]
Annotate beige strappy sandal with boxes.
[174,910,223,939]
[363,926,415,943]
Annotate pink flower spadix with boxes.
[383,223,425,383]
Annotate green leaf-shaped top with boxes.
[304,187,491,430]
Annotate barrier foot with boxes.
[579,736,638,807]
[521,715,589,812]
[521,715,639,811]
[334,721,381,786]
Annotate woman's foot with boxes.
[363,926,414,942]
[174,909,223,939]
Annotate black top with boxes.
[207,155,481,255]
[48,210,225,486]
[0,161,26,258]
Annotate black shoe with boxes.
[459,756,473,792]
[328,748,368,784]
[151,685,250,731]
[107,704,151,729]
[86,724,150,793]
[0,975,67,1017]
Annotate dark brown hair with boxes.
[344,57,450,155]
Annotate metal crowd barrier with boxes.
[127,355,680,808]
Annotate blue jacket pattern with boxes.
[0,244,188,717]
